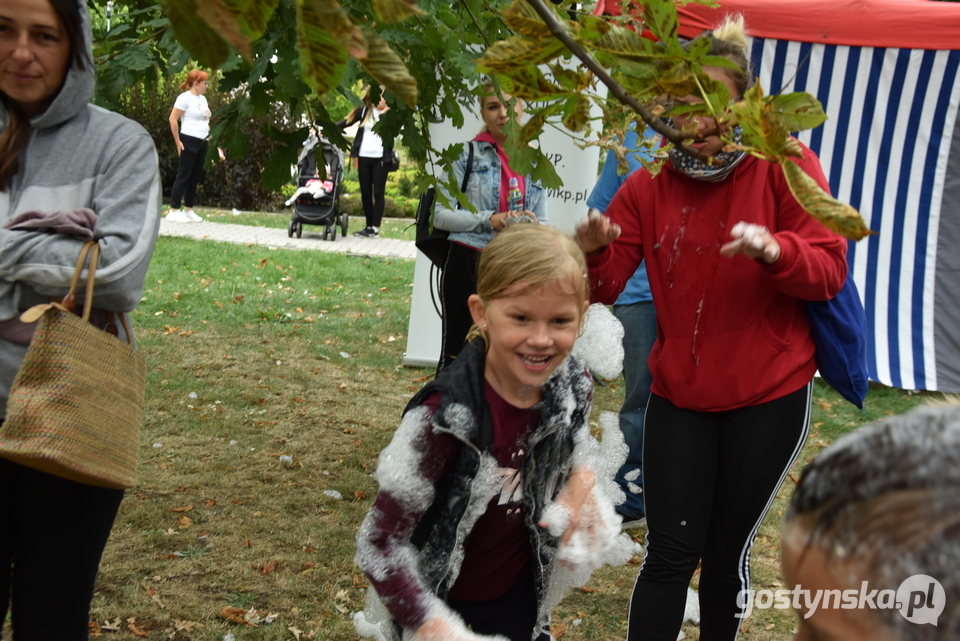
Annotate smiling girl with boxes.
[355,225,607,641]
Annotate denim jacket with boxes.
[433,141,547,251]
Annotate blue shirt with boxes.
[586,125,660,305]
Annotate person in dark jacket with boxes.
[354,225,620,641]
[339,86,393,238]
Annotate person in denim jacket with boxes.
[433,85,547,374]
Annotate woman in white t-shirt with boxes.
[337,86,393,238]
[166,69,223,223]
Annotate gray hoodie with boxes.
[0,0,162,415]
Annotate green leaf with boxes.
[475,36,567,73]
[372,0,425,24]
[295,0,352,97]
[196,0,254,60]
[502,0,555,38]
[638,0,680,52]
[114,42,155,72]
[497,66,567,101]
[588,22,664,62]
[769,92,827,132]
[782,158,873,241]
[562,94,591,132]
[161,0,231,68]
[356,26,418,108]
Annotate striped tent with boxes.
[599,0,960,392]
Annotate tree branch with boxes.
[523,0,707,160]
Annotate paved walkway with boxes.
[158,218,417,260]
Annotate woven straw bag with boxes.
[0,241,146,489]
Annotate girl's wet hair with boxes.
[686,14,754,98]
[786,402,960,640]
[475,225,588,303]
[466,226,588,345]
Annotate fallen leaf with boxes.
[205,499,216,507]
[261,560,277,574]
[553,623,567,638]
[126,618,149,637]
[101,618,121,631]
[168,505,194,513]
[88,621,102,637]
[219,606,255,626]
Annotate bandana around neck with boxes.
[666,118,747,182]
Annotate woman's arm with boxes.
[0,120,162,313]
[759,149,848,301]
[168,107,184,155]
[433,145,497,233]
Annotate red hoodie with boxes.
[588,141,847,411]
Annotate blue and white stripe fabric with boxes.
[752,38,960,392]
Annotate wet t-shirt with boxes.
[447,381,540,600]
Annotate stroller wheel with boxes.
[288,219,295,238]
[330,222,338,241]
[340,212,348,238]
[295,222,303,238]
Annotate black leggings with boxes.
[437,242,481,374]
[0,457,123,640]
[627,382,812,641]
[357,156,388,228]
[170,134,208,209]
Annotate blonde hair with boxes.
[688,14,754,98]
[467,225,588,343]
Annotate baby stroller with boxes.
[287,129,347,240]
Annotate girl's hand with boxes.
[720,221,781,264]
[175,140,184,156]
[539,468,595,547]
[575,209,620,255]
[413,616,508,641]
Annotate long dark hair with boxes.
[0,0,86,188]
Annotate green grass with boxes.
[40,234,936,640]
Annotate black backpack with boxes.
[415,142,475,268]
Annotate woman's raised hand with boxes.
[575,209,620,255]
[720,221,781,264]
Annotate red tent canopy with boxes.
[595,0,960,51]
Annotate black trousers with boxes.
[437,242,481,374]
[357,156,388,228]
[448,567,550,641]
[170,134,208,209]
[0,456,123,641]
[627,382,812,641]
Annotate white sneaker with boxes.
[184,208,203,222]
[166,209,193,223]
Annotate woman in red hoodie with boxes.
[576,15,847,641]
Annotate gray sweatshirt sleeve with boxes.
[0,122,162,314]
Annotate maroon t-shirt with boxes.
[363,382,541,628]
[447,381,540,601]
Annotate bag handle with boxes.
[20,241,135,345]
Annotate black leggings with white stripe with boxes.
[627,382,812,641]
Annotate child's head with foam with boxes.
[467,225,589,407]
[782,402,960,640]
